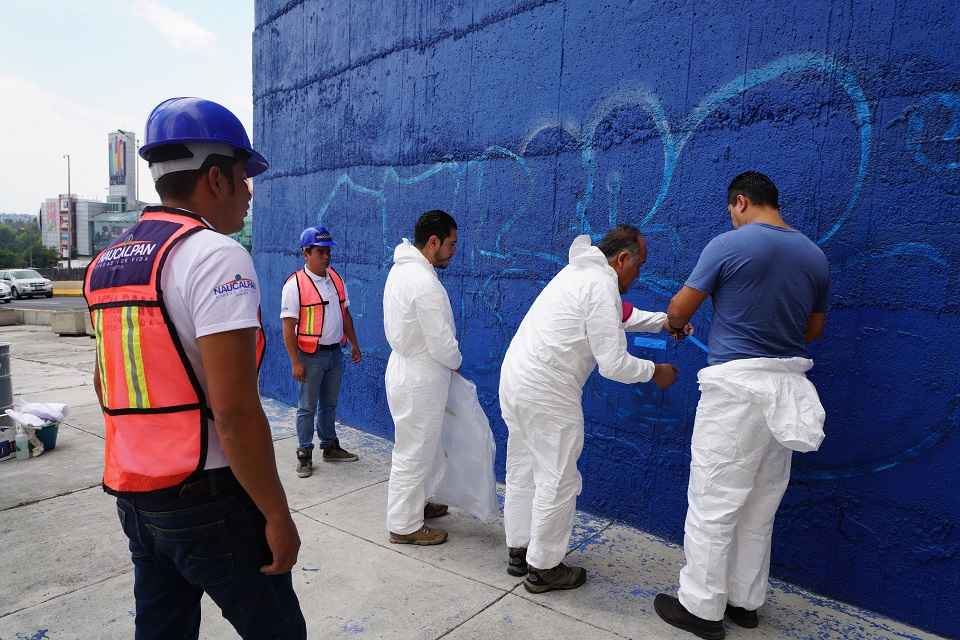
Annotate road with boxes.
[4,296,87,311]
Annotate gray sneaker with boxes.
[296,447,313,478]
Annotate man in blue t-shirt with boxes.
[654,171,829,639]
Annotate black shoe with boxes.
[424,502,449,519]
[296,448,313,478]
[654,594,725,640]
[725,604,758,628]
[507,547,528,577]
[523,562,587,593]
[322,439,359,462]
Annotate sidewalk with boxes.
[0,325,944,640]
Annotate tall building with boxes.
[108,130,137,209]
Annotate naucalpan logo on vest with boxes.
[213,273,257,298]
[99,240,159,265]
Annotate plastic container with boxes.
[15,425,28,460]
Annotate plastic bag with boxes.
[427,374,498,522]
[4,402,68,427]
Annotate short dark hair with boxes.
[153,146,250,201]
[596,224,644,259]
[414,209,457,248]
[727,171,779,209]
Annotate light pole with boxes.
[62,153,71,270]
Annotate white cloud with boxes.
[0,74,159,212]
[133,0,216,51]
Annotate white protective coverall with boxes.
[678,356,826,620]
[500,235,666,570]
[383,239,463,535]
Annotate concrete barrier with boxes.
[51,311,89,336]
[53,281,84,297]
[0,309,18,327]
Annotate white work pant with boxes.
[385,353,451,535]
[502,375,584,570]
[677,382,793,621]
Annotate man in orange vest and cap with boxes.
[84,97,305,639]
[281,226,362,477]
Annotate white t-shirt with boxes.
[160,226,262,470]
[280,266,350,346]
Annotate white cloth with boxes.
[677,357,826,620]
[161,225,262,470]
[698,357,825,452]
[279,266,351,345]
[383,239,462,534]
[501,235,660,570]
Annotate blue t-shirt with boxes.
[685,223,830,365]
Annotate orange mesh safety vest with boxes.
[285,267,346,353]
[83,206,265,494]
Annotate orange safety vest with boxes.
[83,206,265,494]
[286,267,347,354]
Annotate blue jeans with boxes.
[115,476,306,639]
[296,346,343,450]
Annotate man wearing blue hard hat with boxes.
[85,97,306,639]
[281,225,362,477]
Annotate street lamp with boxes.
[62,153,71,270]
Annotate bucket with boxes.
[36,422,59,450]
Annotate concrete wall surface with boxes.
[252,1,960,634]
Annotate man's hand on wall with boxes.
[652,363,679,390]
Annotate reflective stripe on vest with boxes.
[83,206,265,494]
[286,267,347,354]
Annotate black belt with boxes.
[313,343,341,351]
[114,467,243,506]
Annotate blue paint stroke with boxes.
[633,336,667,350]
[905,92,960,172]
[685,335,709,353]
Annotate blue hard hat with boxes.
[299,226,336,249]
[139,97,269,177]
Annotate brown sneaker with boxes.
[523,562,587,593]
[389,525,448,546]
[424,502,449,519]
[322,439,358,462]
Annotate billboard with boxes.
[109,133,126,186]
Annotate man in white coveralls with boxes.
[654,171,829,640]
[383,210,462,546]
[500,224,688,593]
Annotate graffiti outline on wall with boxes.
[295,51,954,480]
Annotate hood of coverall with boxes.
[393,238,435,271]
[567,235,616,276]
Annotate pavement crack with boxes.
[0,568,133,621]
[434,588,513,639]
[0,484,101,513]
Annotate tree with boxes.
[0,221,59,268]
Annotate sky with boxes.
[0,0,254,213]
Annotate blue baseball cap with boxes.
[299,226,336,249]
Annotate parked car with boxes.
[0,281,11,303]
[0,269,54,299]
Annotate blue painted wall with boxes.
[252,1,960,634]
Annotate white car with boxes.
[0,269,54,299]
[0,281,11,303]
